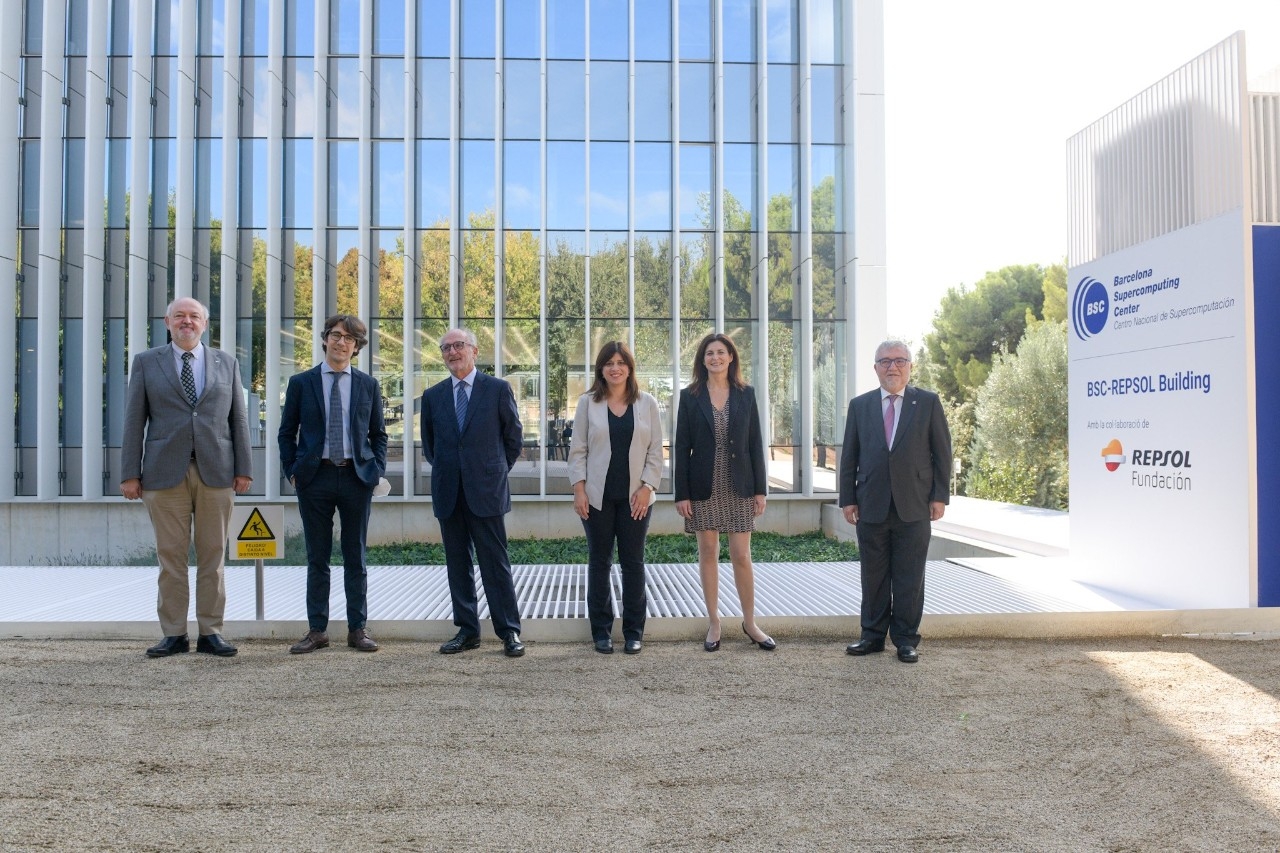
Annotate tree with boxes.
[965,320,1068,509]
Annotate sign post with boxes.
[228,505,285,620]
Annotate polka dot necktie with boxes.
[180,352,198,407]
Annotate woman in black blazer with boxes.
[673,333,776,652]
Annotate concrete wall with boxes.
[1,497,833,565]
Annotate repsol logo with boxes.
[1128,449,1191,468]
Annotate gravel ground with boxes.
[1,635,1278,852]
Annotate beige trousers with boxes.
[141,462,234,636]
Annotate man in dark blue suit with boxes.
[839,340,951,663]
[420,328,526,657]
[279,315,388,654]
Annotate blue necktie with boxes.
[455,381,468,432]
[328,372,345,461]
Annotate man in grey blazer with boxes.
[839,340,951,663]
[121,297,253,658]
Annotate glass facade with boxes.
[2,0,870,501]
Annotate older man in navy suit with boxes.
[839,340,951,663]
[420,328,526,657]
[279,314,388,654]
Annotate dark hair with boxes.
[321,314,369,353]
[688,332,745,395]
[589,341,639,404]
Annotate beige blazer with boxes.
[566,391,664,511]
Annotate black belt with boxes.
[320,458,352,467]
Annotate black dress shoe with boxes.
[196,633,238,657]
[145,635,189,658]
[440,632,482,654]
[290,630,329,654]
[503,632,526,657]
[594,638,614,654]
[897,645,919,663]
[624,639,642,655]
[742,622,778,651]
[846,638,886,656]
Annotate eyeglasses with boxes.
[440,340,472,353]
[875,357,911,368]
[326,331,357,344]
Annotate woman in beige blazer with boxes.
[567,342,665,655]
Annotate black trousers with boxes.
[297,464,373,632]
[439,484,522,639]
[855,503,931,648]
[582,498,650,642]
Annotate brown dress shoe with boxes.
[290,630,329,654]
[348,628,379,652]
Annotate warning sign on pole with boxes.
[228,504,285,560]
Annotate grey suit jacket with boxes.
[121,343,253,491]
[566,391,664,511]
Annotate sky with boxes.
[881,0,1280,348]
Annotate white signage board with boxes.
[1068,210,1250,608]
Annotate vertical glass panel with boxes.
[722,322,756,386]
[633,317,675,454]
[633,232,671,316]
[547,0,585,60]
[373,141,406,226]
[194,228,223,319]
[109,2,130,55]
[21,2,40,53]
[417,59,450,138]
[461,0,496,58]
[284,58,316,136]
[723,0,757,63]
[63,140,85,227]
[767,318,799,489]
[152,57,176,138]
[198,57,225,137]
[416,140,451,227]
[677,0,711,61]
[238,139,267,228]
[106,139,129,228]
[589,232,627,318]
[679,232,712,319]
[547,61,586,139]
[811,320,845,492]
[21,57,40,138]
[286,0,315,55]
[589,0,627,60]
[154,138,179,223]
[418,229,451,316]
[503,230,540,318]
[634,141,672,230]
[766,0,797,63]
[767,65,797,143]
[505,0,541,58]
[331,0,361,54]
[241,0,269,55]
[155,0,178,54]
[767,143,797,230]
[66,0,88,55]
[723,143,756,229]
[284,139,314,228]
[328,58,361,137]
[462,59,495,138]
[329,229,360,314]
[634,63,670,142]
[810,65,840,144]
[678,63,712,142]
[199,0,226,55]
[502,319,543,471]
[504,60,541,139]
[373,229,406,319]
[678,143,711,230]
[240,57,271,137]
[812,233,842,321]
[374,58,406,137]
[196,138,225,225]
[589,141,627,230]
[460,139,495,223]
[634,0,670,61]
[328,140,359,226]
[723,64,756,143]
[547,141,586,230]
[461,227,496,316]
[723,230,755,319]
[811,144,840,231]
[107,58,130,137]
[809,0,841,64]
[418,0,451,57]
[503,140,541,230]
[767,232,797,319]
[375,0,407,55]
[588,60,627,141]
[547,231,585,318]
[547,316,586,456]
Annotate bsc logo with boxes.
[1100,439,1125,472]
[1072,277,1108,341]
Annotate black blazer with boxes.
[673,384,767,502]
[420,371,523,519]
[838,384,951,524]
[278,364,388,489]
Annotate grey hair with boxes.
[444,327,478,347]
[874,339,912,360]
[165,296,209,321]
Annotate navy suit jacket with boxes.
[278,364,388,489]
[673,384,768,502]
[420,371,523,519]
[838,384,952,524]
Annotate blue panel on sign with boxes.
[1254,225,1280,606]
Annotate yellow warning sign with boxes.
[238,508,275,540]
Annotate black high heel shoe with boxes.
[704,626,721,652]
[743,622,777,651]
